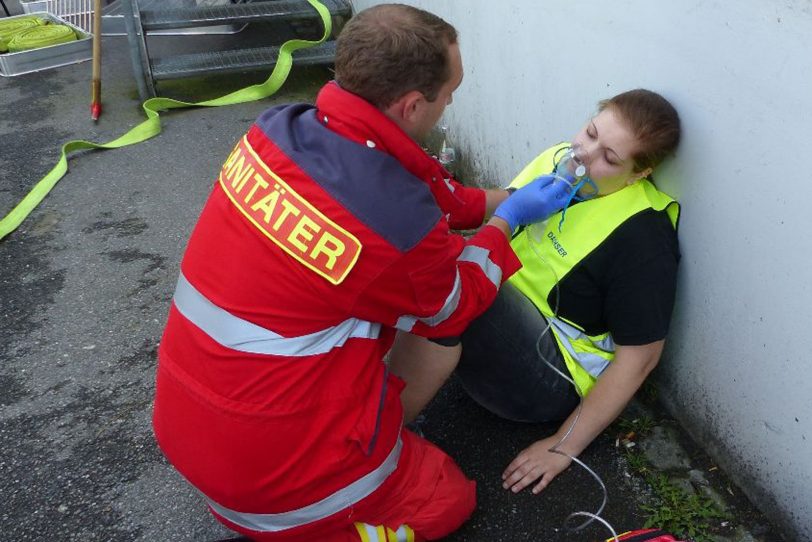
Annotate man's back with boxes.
[154,101,439,511]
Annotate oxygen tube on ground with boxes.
[525,148,620,541]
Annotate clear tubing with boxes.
[526,224,619,542]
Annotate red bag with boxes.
[607,529,686,541]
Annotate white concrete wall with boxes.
[350,1,812,539]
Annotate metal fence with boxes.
[21,0,95,32]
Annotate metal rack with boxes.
[0,11,92,77]
[120,0,351,100]
[20,0,96,32]
[102,0,251,36]
[21,0,254,36]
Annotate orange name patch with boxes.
[219,136,361,285]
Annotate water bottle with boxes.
[438,125,456,173]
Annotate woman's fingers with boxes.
[504,463,544,493]
[502,439,572,494]
[532,470,556,494]
[502,454,528,482]
[502,447,547,492]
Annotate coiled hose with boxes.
[8,23,77,52]
[0,16,77,54]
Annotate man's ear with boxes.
[384,90,425,127]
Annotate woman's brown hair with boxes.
[599,89,681,173]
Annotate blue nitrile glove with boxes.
[494,175,572,231]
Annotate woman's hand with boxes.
[502,436,573,494]
[501,342,666,496]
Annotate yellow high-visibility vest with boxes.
[508,143,679,396]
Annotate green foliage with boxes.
[624,450,650,474]
[619,432,728,541]
[640,473,727,541]
[617,414,657,437]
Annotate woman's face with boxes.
[571,107,650,196]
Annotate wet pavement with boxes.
[0,7,790,541]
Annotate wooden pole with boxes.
[90,0,103,121]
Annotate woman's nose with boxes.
[574,144,593,166]
[585,143,602,166]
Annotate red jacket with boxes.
[153,82,520,531]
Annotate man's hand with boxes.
[502,435,572,494]
[493,175,571,231]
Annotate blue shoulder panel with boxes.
[255,105,441,253]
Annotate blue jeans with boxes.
[457,282,579,423]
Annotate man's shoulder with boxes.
[253,102,316,134]
[247,106,443,254]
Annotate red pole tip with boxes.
[91,102,102,121]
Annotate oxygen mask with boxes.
[528,146,599,240]
[554,146,598,200]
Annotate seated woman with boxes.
[456,88,681,494]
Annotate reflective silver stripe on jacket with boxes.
[458,245,503,287]
[173,272,381,356]
[395,271,461,332]
[395,245,502,332]
[207,436,403,532]
[548,316,614,377]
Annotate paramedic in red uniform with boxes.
[152,4,570,541]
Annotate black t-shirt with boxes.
[549,207,680,345]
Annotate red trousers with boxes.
[214,430,476,542]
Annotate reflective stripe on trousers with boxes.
[396,245,503,332]
[173,271,381,356]
[548,316,614,377]
[355,522,416,542]
[208,437,403,532]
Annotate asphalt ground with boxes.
[0,12,788,542]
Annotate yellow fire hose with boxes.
[0,0,332,240]
[7,24,77,53]
[0,15,45,53]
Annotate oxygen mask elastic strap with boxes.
[553,146,598,231]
